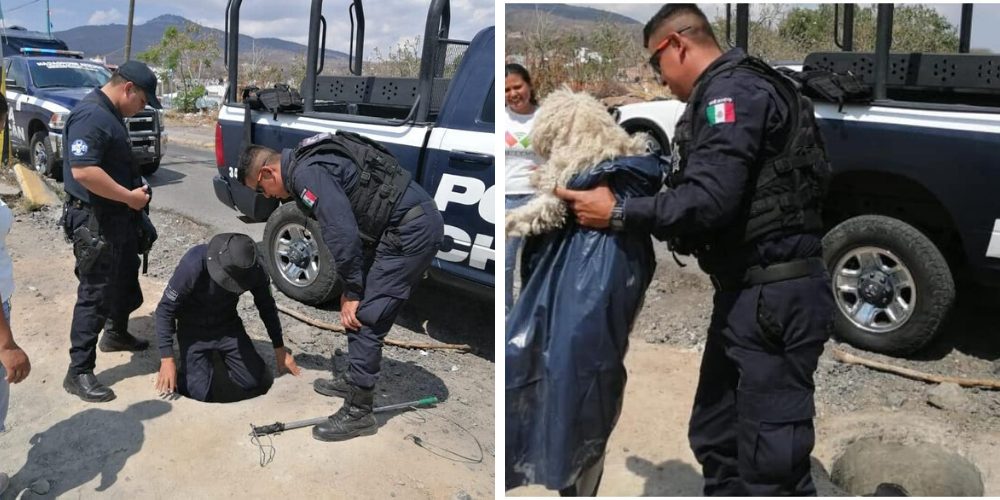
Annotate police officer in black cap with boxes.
[238,133,443,441]
[153,233,300,402]
[557,4,834,496]
[61,60,160,402]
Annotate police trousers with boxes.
[688,272,833,496]
[349,200,443,389]
[176,323,271,403]
[64,203,142,375]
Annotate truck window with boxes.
[28,60,110,89]
[6,60,27,88]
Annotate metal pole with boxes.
[735,4,749,52]
[251,396,440,436]
[874,4,893,100]
[959,4,973,54]
[843,4,854,52]
[45,0,50,37]
[124,0,135,61]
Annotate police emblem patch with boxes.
[165,286,179,301]
[301,188,317,208]
[71,139,88,156]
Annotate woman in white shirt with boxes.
[505,63,541,314]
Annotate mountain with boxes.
[506,3,642,34]
[52,14,347,66]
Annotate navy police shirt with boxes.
[62,89,138,209]
[279,148,429,300]
[624,48,822,275]
[155,244,283,358]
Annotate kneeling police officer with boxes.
[154,233,300,402]
[238,132,443,441]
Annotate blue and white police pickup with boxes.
[3,49,166,179]
[213,0,493,305]
[616,52,1000,356]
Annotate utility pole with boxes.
[124,0,136,61]
[46,0,51,36]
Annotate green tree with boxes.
[138,22,219,111]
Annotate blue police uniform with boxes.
[280,148,443,390]
[61,89,144,378]
[624,48,835,496]
[155,244,281,402]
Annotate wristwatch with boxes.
[609,201,626,231]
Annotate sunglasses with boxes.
[648,26,692,76]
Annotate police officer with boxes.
[153,233,300,402]
[238,133,443,441]
[61,61,159,402]
[557,4,834,496]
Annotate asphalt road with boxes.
[145,143,265,241]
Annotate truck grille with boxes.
[126,111,157,134]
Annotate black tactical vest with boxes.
[668,55,831,255]
[285,131,412,246]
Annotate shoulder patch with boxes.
[706,97,735,125]
[164,285,179,301]
[70,139,88,156]
[300,188,317,208]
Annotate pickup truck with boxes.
[213,0,494,305]
[616,4,1000,356]
[3,49,166,180]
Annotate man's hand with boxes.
[554,183,616,229]
[275,347,301,376]
[127,185,151,211]
[0,343,30,383]
[340,295,362,331]
[155,357,177,395]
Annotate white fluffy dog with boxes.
[505,88,649,237]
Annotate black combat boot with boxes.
[99,318,149,352]
[63,371,116,403]
[312,385,378,442]
[313,348,350,397]
[313,372,352,398]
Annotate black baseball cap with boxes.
[116,60,162,109]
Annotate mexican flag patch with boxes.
[300,188,317,209]
[706,98,735,125]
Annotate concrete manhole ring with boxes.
[831,437,984,496]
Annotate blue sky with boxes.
[584,3,1000,52]
[2,0,495,57]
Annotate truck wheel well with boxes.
[823,171,964,265]
[27,119,47,139]
[620,118,669,154]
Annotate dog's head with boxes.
[532,88,647,170]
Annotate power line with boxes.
[6,0,40,14]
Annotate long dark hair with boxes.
[505,63,538,106]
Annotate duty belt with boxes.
[67,196,90,210]
[710,257,826,292]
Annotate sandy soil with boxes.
[0,202,494,499]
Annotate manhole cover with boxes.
[831,438,984,496]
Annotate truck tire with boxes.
[29,131,59,180]
[822,215,955,356]
[141,159,161,177]
[263,202,341,305]
[622,121,669,156]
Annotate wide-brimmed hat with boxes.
[205,233,266,294]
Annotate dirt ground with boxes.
[0,198,494,498]
[510,245,1000,497]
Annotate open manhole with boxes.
[831,438,984,496]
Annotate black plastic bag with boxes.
[505,154,664,490]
